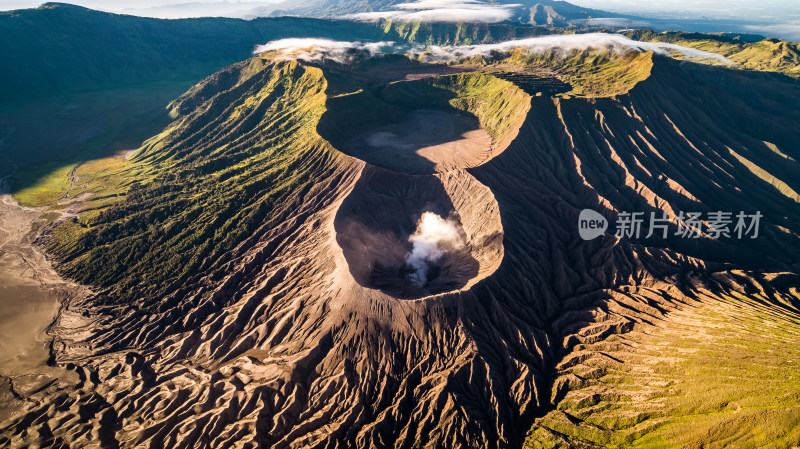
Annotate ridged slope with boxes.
[3,52,800,449]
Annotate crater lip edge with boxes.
[333,166,505,300]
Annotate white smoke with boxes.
[253,38,395,63]
[343,0,521,23]
[405,212,465,287]
[253,33,735,66]
[416,33,736,64]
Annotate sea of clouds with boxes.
[342,0,521,23]
[253,38,395,63]
[253,33,736,65]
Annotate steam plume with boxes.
[405,212,465,287]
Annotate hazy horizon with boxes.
[576,0,800,20]
[3,0,800,20]
[2,0,799,40]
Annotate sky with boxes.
[575,0,800,21]
[2,0,800,23]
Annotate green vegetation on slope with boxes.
[379,72,531,141]
[47,59,347,309]
[487,49,654,98]
[380,20,554,46]
[526,282,800,448]
[625,30,800,77]
[0,3,388,101]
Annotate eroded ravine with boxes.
[2,53,800,449]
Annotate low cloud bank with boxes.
[744,23,800,41]
[417,33,736,64]
[253,38,394,63]
[342,0,520,23]
[253,33,736,65]
[405,212,465,287]
[572,17,651,29]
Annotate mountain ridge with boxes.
[266,0,634,26]
[2,4,800,448]
[2,46,800,447]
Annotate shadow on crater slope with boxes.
[334,167,503,299]
[317,71,531,175]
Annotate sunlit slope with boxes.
[512,57,800,447]
[626,30,800,77]
[48,57,359,309]
[2,50,800,449]
[0,3,392,209]
[499,50,655,97]
[527,283,800,448]
[376,21,553,46]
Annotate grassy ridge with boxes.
[381,20,554,46]
[625,30,800,77]
[47,59,346,309]
[502,50,655,98]
[526,288,800,448]
[379,72,531,140]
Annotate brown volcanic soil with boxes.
[0,179,85,423]
[342,110,492,174]
[2,54,800,449]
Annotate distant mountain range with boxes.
[4,1,792,104]
[268,0,628,24]
[0,3,386,99]
[98,0,799,41]
[1,2,796,182]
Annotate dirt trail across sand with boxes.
[0,174,84,422]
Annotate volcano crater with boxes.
[334,167,504,300]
